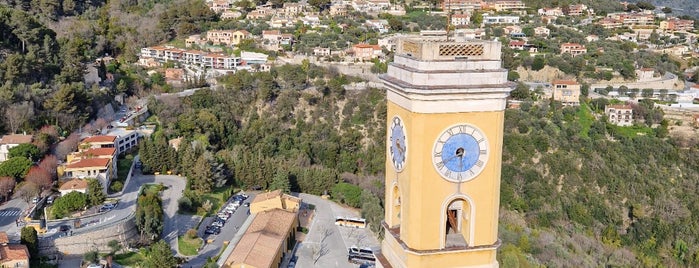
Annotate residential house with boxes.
[329,2,348,16]
[451,13,470,27]
[67,147,117,184]
[660,17,695,32]
[454,28,486,39]
[58,178,89,196]
[301,15,321,27]
[0,231,29,268]
[164,68,185,85]
[247,8,273,20]
[552,80,581,106]
[140,46,245,70]
[605,104,634,126]
[241,51,268,66]
[538,7,563,16]
[249,189,301,214]
[607,12,655,27]
[482,14,520,25]
[221,208,299,268]
[560,43,586,57]
[207,0,231,13]
[365,19,390,33]
[566,4,588,16]
[0,134,33,163]
[534,26,550,36]
[63,158,114,193]
[221,10,242,20]
[489,0,526,14]
[185,35,204,48]
[636,68,656,81]
[206,30,251,46]
[313,47,331,56]
[81,135,116,151]
[440,0,481,12]
[586,34,600,42]
[351,43,382,60]
[281,2,304,18]
[509,40,525,50]
[597,17,622,29]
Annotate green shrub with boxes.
[186,229,198,239]
[331,182,363,208]
[52,191,87,218]
[110,181,124,192]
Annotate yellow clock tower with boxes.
[380,37,510,268]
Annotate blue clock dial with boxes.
[433,124,488,182]
[390,116,407,171]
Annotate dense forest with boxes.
[138,66,387,233]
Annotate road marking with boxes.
[0,210,21,217]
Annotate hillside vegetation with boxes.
[498,100,699,267]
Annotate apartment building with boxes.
[660,18,695,31]
[206,30,251,46]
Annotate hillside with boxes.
[497,100,699,266]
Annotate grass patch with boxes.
[178,236,203,256]
[117,154,134,181]
[577,102,594,138]
[198,186,235,216]
[113,252,145,266]
[610,124,654,138]
[143,183,168,196]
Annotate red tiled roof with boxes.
[66,158,110,169]
[82,136,116,143]
[0,244,30,262]
[79,148,116,157]
[0,134,33,145]
[59,179,89,191]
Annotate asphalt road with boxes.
[184,193,254,267]
[0,198,30,240]
[45,156,186,241]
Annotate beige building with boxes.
[0,232,29,268]
[552,80,581,106]
[352,43,382,61]
[222,208,298,268]
[560,43,586,57]
[0,134,33,163]
[206,30,251,46]
[605,104,634,126]
[63,158,114,192]
[249,189,301,214]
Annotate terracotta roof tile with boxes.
[82,136,117,143]
[251,189,283,203]
[0,134,33,145]
[78,148,116,157]
[65,158,110,169]
[59,179,88,191]
[225,209,297,267]
[0,244,30,263]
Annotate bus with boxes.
[348,246,376,264]
[335,217,367,228]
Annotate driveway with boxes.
[184,193,255,267]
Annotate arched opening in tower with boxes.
[392,185,401,223]
[444,198,470,248]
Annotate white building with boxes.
[0,134,33,163]
[605,104,634,126]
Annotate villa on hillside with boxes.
[605,104,634,126]
[552,80,581,106]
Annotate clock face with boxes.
[389,116,407,171]
[432,124,489,182]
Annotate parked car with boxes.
[59,225,71,232]
[244,202,250,207]
[205,226,221,235]
[31,197,40,204]
[46,195,55,204]
[211,221,224,227]
[217,214,229,221]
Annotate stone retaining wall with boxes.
[39,216,139,256]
